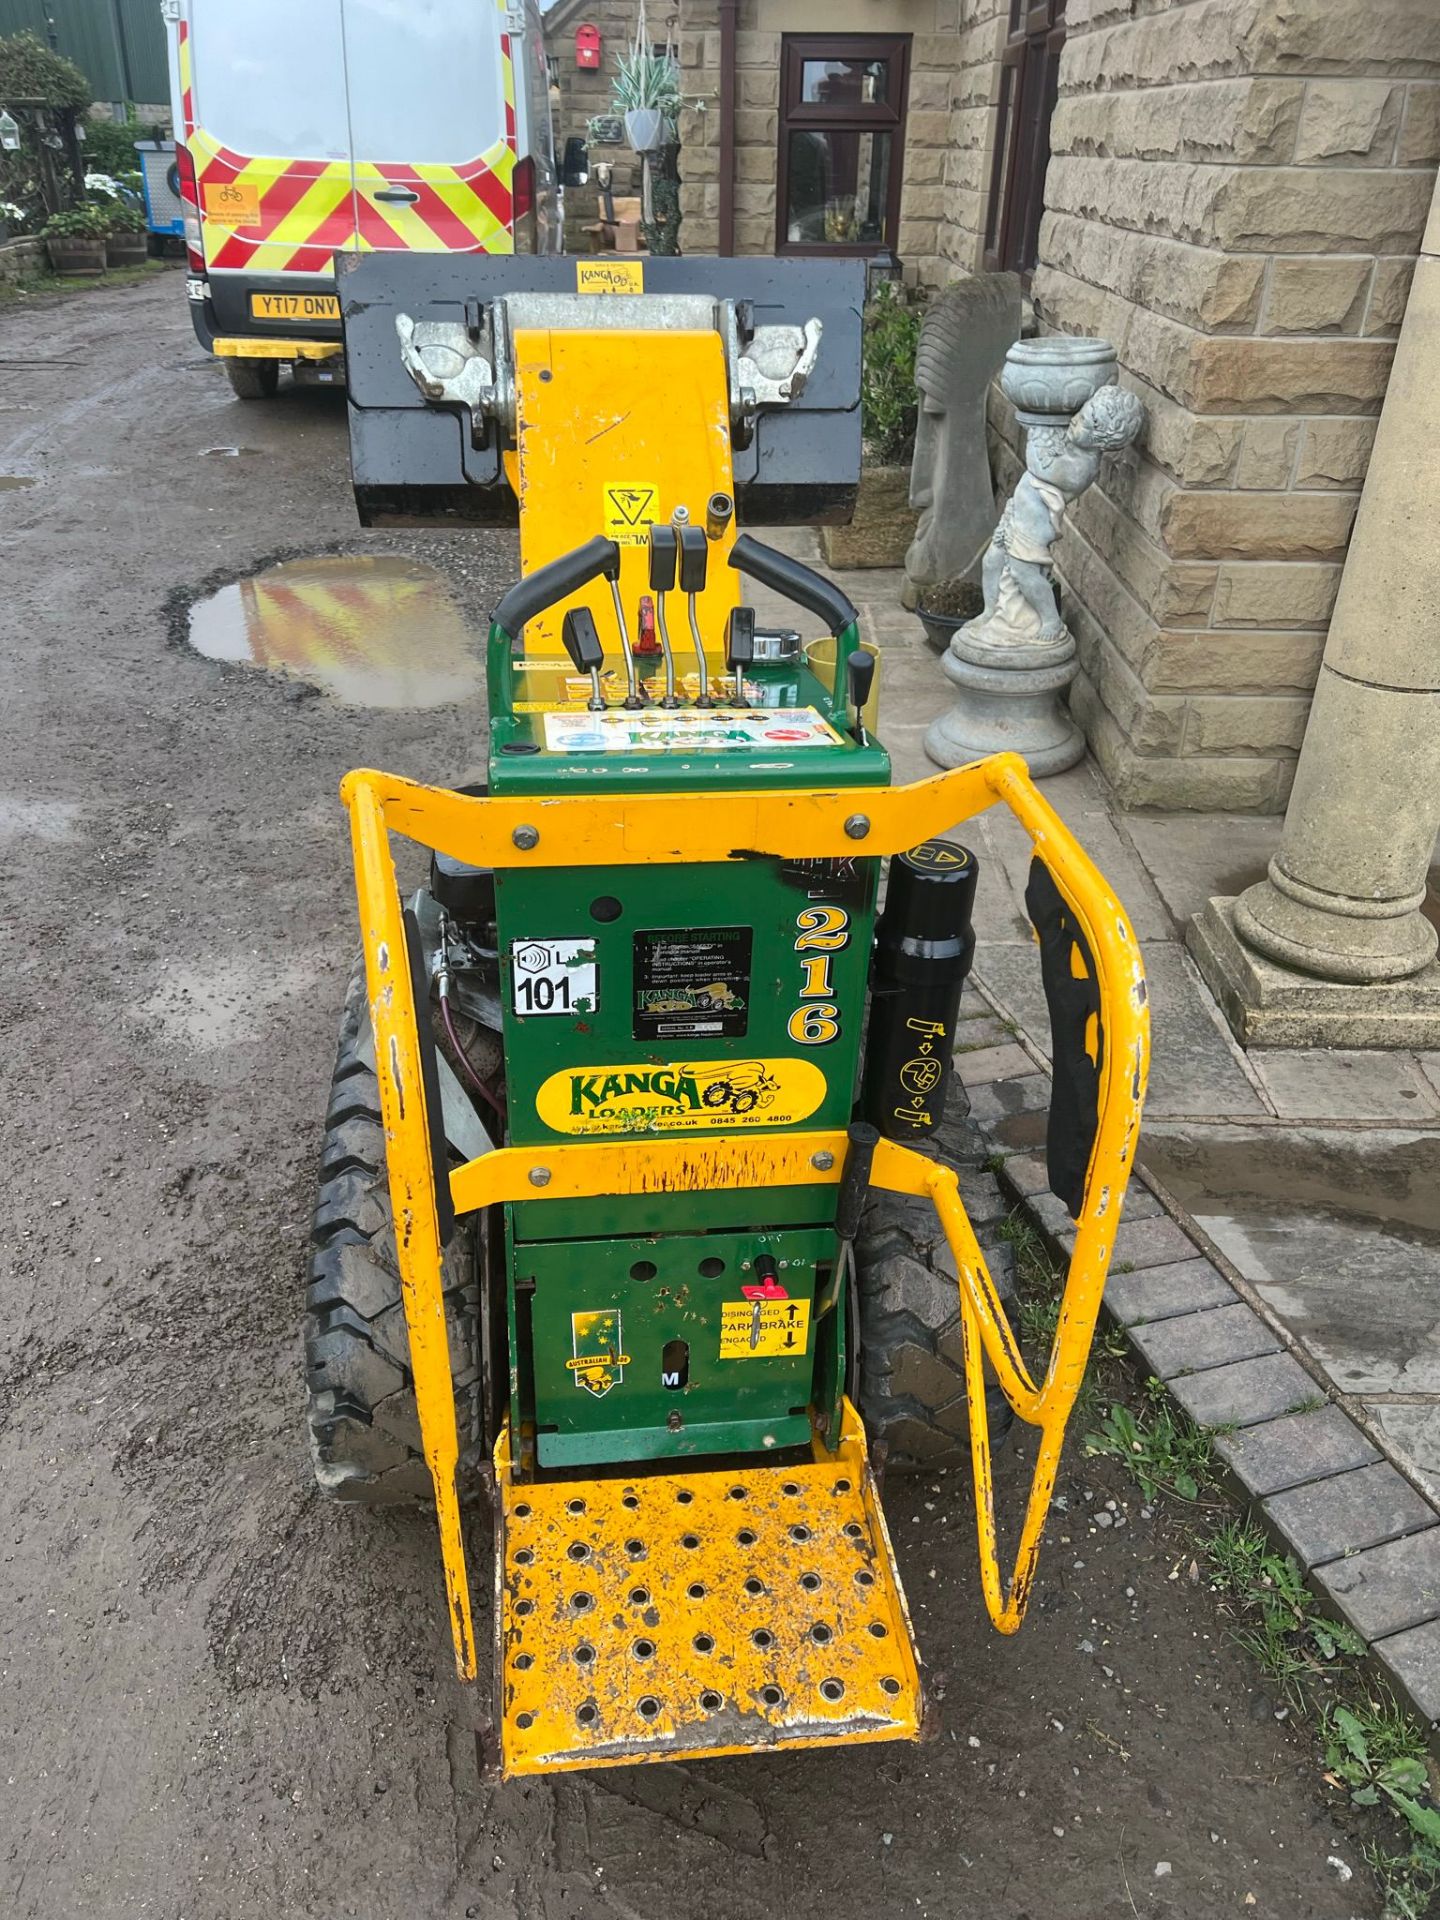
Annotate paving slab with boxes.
[1374,1618,1440,1725]
[1057,1213,1201,1270]
[1128,1302,1281,1381]
[1249,1049,1440,1122]
[1119,812,1281,934]
[1213,1406,1380,1500]
[1361,1403,1440,1509]
[1101,1258,1240,1326]
[1264,1463,1437,1567]
[964,1074,1051,1127]
[974,939,1268,1120]
[1314,1528,1440,1643]
[1167,1351,1318,1430]
[954,1041,1037,1086]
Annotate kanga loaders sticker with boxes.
[535,1057,826,1135]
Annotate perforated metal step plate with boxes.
[493,1401,924,1775]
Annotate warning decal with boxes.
[719,1297,812,1360]
[203,180,261,227]
[603,483,659,547]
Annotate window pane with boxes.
[799,58,889,108]
[784,129,892,245]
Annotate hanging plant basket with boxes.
[623,107,668,153]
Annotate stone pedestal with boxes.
[924,627,1084,775]
[1189,898,1440,1049]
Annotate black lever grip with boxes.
[847,648,876,711]
[493,536,621,644]
[678,525,709,594]
[728,533,858,638]
[833,1122,880,1244]
[562,606,605,673]
[648,523,678,592]
[726,606,755,670]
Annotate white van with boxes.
[164,0,560,397]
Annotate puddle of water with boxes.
[186,554,482,709]
[0,474,36,490]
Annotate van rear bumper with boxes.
[190,269,342,356]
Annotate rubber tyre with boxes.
[305,969,482,1504]
[855,1127,1018,1474]
[224,356,280,400]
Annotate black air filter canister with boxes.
[860,840,979,1140]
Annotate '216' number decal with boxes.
[786,906,847,1045]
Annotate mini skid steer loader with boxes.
[306,255,1149,1776]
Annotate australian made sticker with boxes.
[633,926,752,1040]
[718,1297,811,1360]
[534,1056,826,1136]
[567,1308,629,1398]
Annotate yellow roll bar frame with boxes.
[340,753,1149,1680]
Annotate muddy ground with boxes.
[0,273,1375,1918]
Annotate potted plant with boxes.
[821,280,926,569]
[613,9,680,153]
[102,198,147,267]
[41,204,108,275]
[914,576,985,654]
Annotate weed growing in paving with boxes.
[1085,1378,1219,1503]
[1206,1515,1365,1706]
[1324,1702,1440,1918]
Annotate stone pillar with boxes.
[1189,176,1440,1047]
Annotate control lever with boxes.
[725,606,755,709]
[562,607,607,712]
[605,569,644,710]
[647,524,681,707]
[678,525,711,708]
[846,647,875,745]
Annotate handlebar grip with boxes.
[492,536,622,644]
[833,1121,880,1244]
[728,533,858,638]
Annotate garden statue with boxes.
[903,273,1022,609]
[925,337,1146,777]
[974,381,1146,647]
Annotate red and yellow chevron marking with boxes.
[182,25,515,269]
[178,17,194,140]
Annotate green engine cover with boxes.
[489,650,888,1468]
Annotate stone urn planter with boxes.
[105,232,148,268]
[925,336,1146,778]
[46,235,107,277]
[820,464,918,570]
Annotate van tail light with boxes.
[511,156,537,255]
[175,141,205,272]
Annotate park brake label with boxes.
[719,1298,812,1359]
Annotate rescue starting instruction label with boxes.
[633,926,752,1039]
[510,938,598,1017]
[719,1297,811,1359]
[542,707,842,754]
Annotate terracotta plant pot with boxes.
[105,233,148,268]
[45,236,107,277]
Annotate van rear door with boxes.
[340,0,516,254]
[185,0,358,279]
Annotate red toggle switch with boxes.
[635,592,660,654]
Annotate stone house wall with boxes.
[678,0,963,286]
[963,0,1440,810]
[545,0,647,248]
